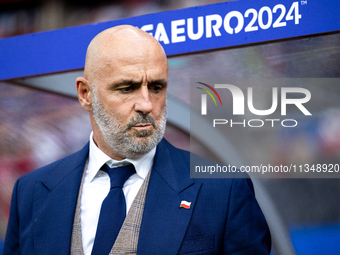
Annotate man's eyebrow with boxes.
[149,79,168,87]
[111,79,168,88]
[111,79,141,88]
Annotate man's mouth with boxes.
[132,123,153,130]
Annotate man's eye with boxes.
[150,85,162,92]
[120,86,133,93]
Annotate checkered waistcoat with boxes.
[71,160,152,255]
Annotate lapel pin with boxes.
[180,200,191,209]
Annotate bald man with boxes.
[3,26,271,255]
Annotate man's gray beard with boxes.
[91,87,167,159]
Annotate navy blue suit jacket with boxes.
[3,139,271,254]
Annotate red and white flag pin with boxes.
[180,200,191,209]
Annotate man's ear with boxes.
[76,77,92,112]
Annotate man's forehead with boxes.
[109,69,168,83]
[101,49,168,77]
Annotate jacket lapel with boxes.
[138,139,201,254]
[32,143,89,254]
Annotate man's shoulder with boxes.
[18,142,89,184]
[161,140,256,210]
[159,139,239,186]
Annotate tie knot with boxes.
[101,164,136,188]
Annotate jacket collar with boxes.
[138,139,201,254]
[33,142,89,255]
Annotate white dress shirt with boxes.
[81,132,155,255]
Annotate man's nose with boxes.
[134,87,153,114]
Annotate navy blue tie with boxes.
[91,163,136,255]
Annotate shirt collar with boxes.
[87,132,156,182]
